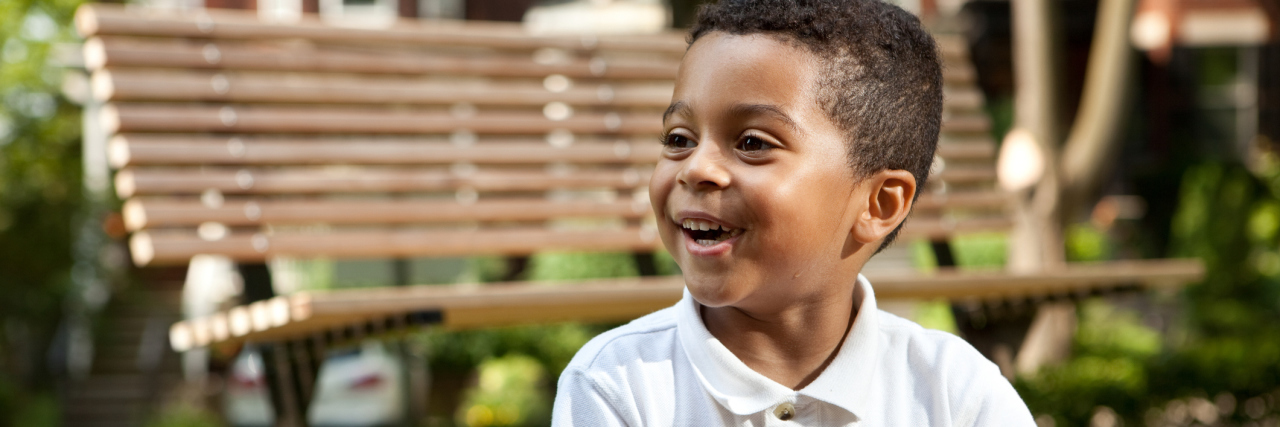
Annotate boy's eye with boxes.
[663,133,695,149]
[737,136,774,152]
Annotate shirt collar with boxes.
[675,274,882,420]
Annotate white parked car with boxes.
[224,341,406,427]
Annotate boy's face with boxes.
[651,32,869,312]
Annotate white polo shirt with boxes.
[552,275,1036,426]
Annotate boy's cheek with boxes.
[656,221,684,262]
[647,163,676,215]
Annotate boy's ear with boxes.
[850,170,917,245]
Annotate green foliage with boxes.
[1,0,83,321]
[421,251,667,377]
[1150,163,1280,408]
[1170,163,1280,337]
[951,232,1008,269]
[1074,302,1162,360]
[1017,300,1161,425]
[0,378,58,427]
[144,403,223,427]
[419,322,603,382]
[912,299,958,334]
[526,252,640,281]
[1019,161,1280,425]
[526,250,679,281]
[909,233,1009,270]
[461,256,512,283]
[456,355,550,427]
[1,0,84,423]
[1065,223,1112,262]
[984,95,1015,147]
[416,250,679,425]
[908,239,938,271]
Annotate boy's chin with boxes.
[681,273,754,309]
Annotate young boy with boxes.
[552,0,1036,424]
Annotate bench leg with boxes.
[238,263,322,427]
[391,259,430,426]
[1013,302,1076,374]
[398,339,431,427]
[951,304,1036,379]
[503,256,530,281]
[260,340,321,427]
[933,239,1034,378]
[633,252,659,277]
[929,240,956,267]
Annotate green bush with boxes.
[417,251,675,426]
[1018,161,1280,425]
[1,0,84,424]
[455,355,550,427]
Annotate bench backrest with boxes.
[77,4,1007,268]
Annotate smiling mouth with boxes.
[680,218,743,246]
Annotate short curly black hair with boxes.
[690,0,943,250]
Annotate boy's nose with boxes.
[676,143,732,191]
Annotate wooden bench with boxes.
[75,3,1202,424]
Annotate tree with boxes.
[0,0,85,424]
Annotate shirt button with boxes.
[773,402,796,421]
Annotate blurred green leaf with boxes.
[456,355,550,427]
[950,232,1007,269]
[0,0,85,422]
[1065,224,1112,262]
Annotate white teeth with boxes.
[680,218,731,232]
[679,218,744,246]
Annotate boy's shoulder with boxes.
[877,309,970,347]
[561,302,996,384]
[875,309,997,374]
[554,293,1035,425]
[563,304,682,371]
[564,302,993,374]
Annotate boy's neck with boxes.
[700,277,861,390]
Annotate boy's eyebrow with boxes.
[662,101,690,124]
[662,102,802,134]
[729,103,802,134]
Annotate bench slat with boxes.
[77,4,690,54]
[102,104,987,136]
[86,36,977,85]
[85,36,680,79]
[115,167,651,198]
[102,103,663,135]
[85,35,977,85]
[114,165,993,197]
[902,216,1012,239]
[109,136,662,167]
[93,70,986,114]
[79,5,979,63]
[938,113,992,135]
[123,191,1007,230]
[109,135,993,167]
[131,214,1008,266]
[911,191,1010,210]
[93,69,676,106]
[936,139,996,160]
[930,167,998,184]
[124,198,651,231]
[130,226,661,266]
[305,259,1200,317]
[942,87,986,112]
[168,258,1205,350]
